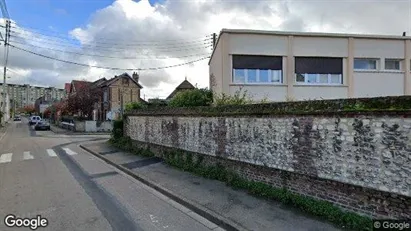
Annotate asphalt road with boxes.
[0,118,223,231]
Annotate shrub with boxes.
[169,88,213,107]
[213,88,269,106]
[111,119,124,140]
[125,102,147,112]
[147,98,168,108]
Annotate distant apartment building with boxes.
[209,29,411,101]
[0,83,66,109]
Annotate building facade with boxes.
[68,72,143,121]
[0,83,66,109]
[99,72,143,120]
[209,29,411,101]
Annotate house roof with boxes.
[70,80,91,93]
[208,28,411,65]
[92,77,107,87]
[166,79,195,100]
[102,73,143,89]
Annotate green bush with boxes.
[213,89,253,106]
[169,88,213,107]
[127,95,411,117]
[125,102,147,112]
[111,119,124,140]
[147,98,168,108]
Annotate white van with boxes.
[29,116,42,125]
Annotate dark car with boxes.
[13,116,21,121]
[34,120,51,131]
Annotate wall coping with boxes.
[125,109,411,118]
[125,95,411,117]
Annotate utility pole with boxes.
[2,19,10,125]
[212,33,217,50]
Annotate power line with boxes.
[8,40,211,59]
[8,25,213,47]
[10,33,213,52]
[9,21,213,43]
[9,44,210,71]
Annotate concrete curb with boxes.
[79,144,247,231]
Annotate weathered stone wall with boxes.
[125,115,411,218]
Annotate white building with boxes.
[209,29,411,101]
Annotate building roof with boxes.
[92,77,107,87]
[166,79,195,100]
[101,73,143,89]
[71,80,91,93]
[208,28,411,65]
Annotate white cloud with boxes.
[0,0,410,99]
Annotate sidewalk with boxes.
[80,141,341,231]
[0,122,9,142]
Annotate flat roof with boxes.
[220,28,411,40]
[208,28,411,65]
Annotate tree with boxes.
[169,88,213,107]
[22,105,36,114]
[125,102,147,112]
[43,108,51,118]
[66,83,102,119]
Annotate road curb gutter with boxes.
[79,144,247,231]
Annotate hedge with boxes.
[125,95,411,117]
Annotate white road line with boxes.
[23,151,34,160]
[0,153,13,163]
[63,148,77,156]
[46,149,57,157]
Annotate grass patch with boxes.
[110,136,373,231]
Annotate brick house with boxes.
[96,72,143,120]
[67,73,144,120]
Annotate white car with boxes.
[29,116,42,125]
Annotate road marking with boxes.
[0,153,13,163]
[63,148,77,155]
[47,149,57,157]
[23,151,34,160]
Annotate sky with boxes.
[0,0,410,99]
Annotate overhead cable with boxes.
[9,39,211,59]
[9,44,210,71]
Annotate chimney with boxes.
[132,72,139,82]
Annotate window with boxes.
[122,78,129,85]
[354,58,377,70]
[232,55,283,84]
[295,57,343,84]
[385,59,401,70]
[103,91,108,102]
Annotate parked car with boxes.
[13,116,21,121]
[29,116,42,125]
[34,120,50,131]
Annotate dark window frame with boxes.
[295,56,343,85]
[232,55,284,84]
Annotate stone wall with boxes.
[124,114,411,219]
